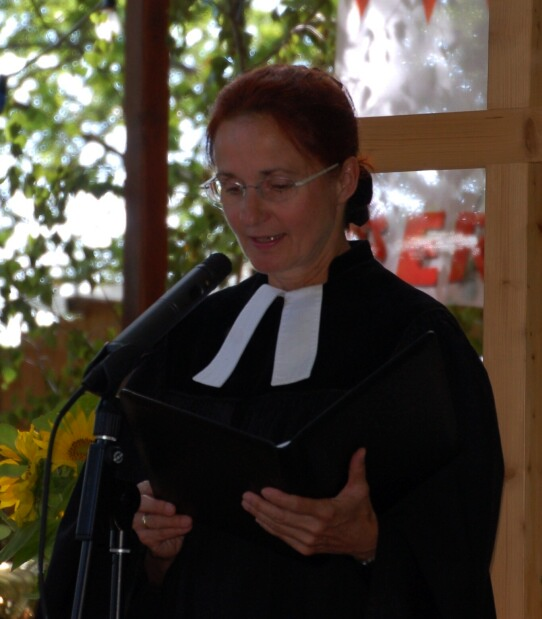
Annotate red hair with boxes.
[206,65,372,226]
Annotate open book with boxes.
[120,331,457,544]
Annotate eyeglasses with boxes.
[201,163,339,208]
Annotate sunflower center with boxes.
[68,438,93,462]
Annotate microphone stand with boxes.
[69,342,144,619]
[70,396,127,619]
[109,528,130,619]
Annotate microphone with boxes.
[82,252,232,397]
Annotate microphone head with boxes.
[82,252,233,397]
[194,253,233,297]
[203,252,233,283]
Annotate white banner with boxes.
[335,0,488,307]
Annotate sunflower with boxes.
[0,426,47,466]
[42,406,96,472]
[0,404,97,567]
[0,425,46,526]
[0,473,38,526]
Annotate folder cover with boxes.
[120,331,457,543]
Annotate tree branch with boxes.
[258,0,332,65]
[79,132,124,158]
[226,0,249,73]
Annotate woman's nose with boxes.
[238,186,267,223]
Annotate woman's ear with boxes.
[337,156,360,203]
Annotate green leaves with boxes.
[1,0,338,314]
[0,423,19,450]
[0,512,61,569]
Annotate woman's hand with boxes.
[133,480,193,584]
[241,448,378,561]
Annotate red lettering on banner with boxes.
[397,212,446,286]
[449,212,485,282]
[351,211,486,292]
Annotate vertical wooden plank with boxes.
[123,0,170,326]
[487,163,542,619]
[525,162,542,619]
[487,1,534,105]
[485,162,529,617]
[486,0,542,617]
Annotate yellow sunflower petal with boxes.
[51,407,95,470]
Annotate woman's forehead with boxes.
[213,114,319,171]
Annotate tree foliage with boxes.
[0,0,338,416]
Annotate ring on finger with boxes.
[142,513,150,529]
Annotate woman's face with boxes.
[212,114,355,290]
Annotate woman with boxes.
[127,65,503,617]
[42,65,503,618]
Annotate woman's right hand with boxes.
[133,480,193,567]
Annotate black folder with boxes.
[120,331,457,543]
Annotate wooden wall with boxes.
[0,298,121,416]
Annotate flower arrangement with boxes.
[0,395,96,569]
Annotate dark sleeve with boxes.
[366,312,504,619]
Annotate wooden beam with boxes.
[484,162,531,617]
[485,162,542,619]
[357,107,542,172]
[123,0,170,327]
[525,162,542,619]
[484,0,542,618]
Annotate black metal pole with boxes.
[70,398,124,619]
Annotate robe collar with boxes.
[193,242,373,388]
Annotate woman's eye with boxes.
[222,182,244,196]
[268,178,294,192]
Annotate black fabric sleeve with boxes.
[366,312,504,618]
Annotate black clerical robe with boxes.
[40,241,503,618]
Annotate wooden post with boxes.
[123,0,170,326]
[485,1,542,617]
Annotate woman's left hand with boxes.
[241,447,378,560]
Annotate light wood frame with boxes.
[357,1,542,616]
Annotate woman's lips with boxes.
[251,233,285,245]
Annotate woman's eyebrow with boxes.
[215,167,297,180]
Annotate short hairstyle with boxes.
[206,64,372,226]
